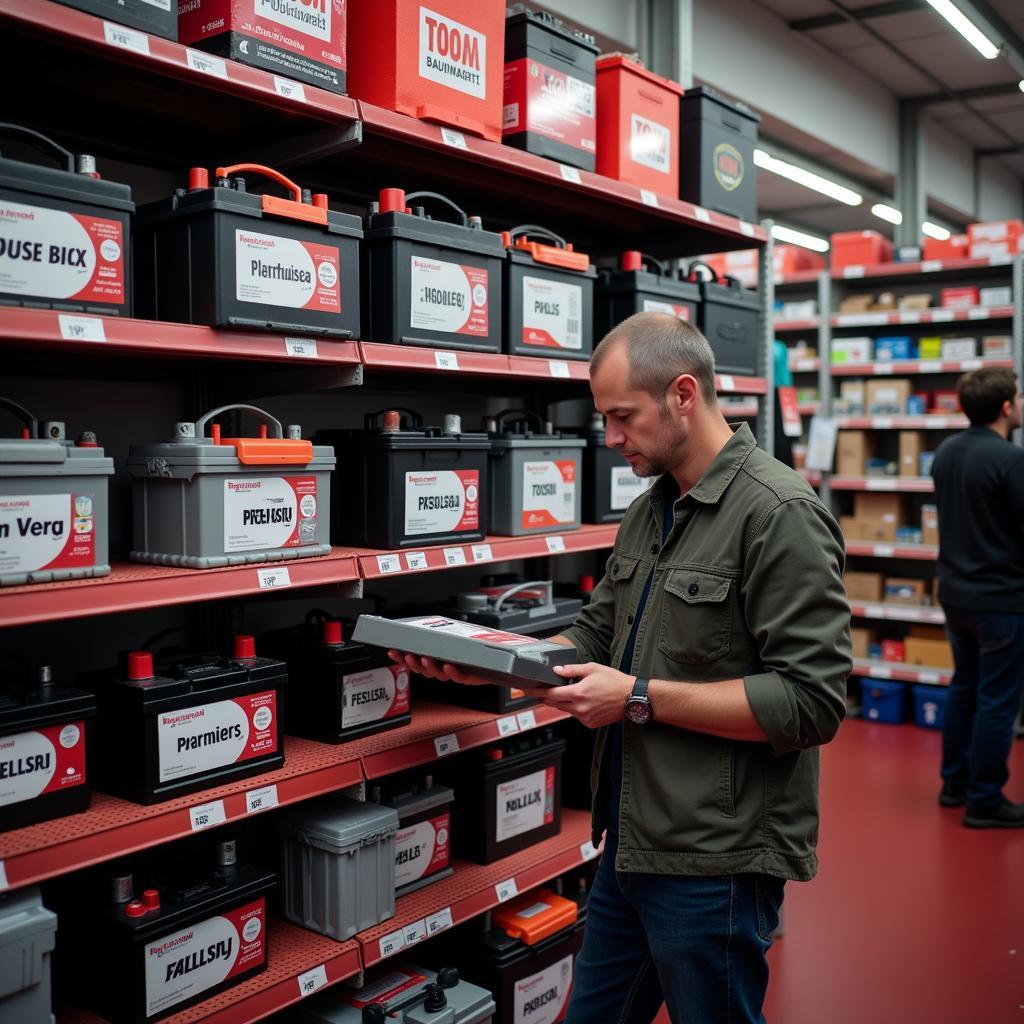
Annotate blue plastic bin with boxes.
[912,684,948,730]
[861,677,908,723]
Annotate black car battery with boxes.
[0,666,95,832]
[55,0,176,39]
[577,413,654,524]
[0,123,133,316]
[503,8,598,171]
[262,614,411,743]
[363,188,504,353]
[317,409,490,550]
[135,164,361,337]
[503,226,595,361]
[594,251,701,338]
[679,86,760,223]
[85,637,286,805]
[688,262,761,377]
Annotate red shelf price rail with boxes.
[832,305,1014,329]
[829,477,934,493]
[850,603,945,625]
[853,658,951,686]
[830,357,1012,377]
[844,541,938,561]
[835,256,1014,280]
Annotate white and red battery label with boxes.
[630,114,672,174]
[156,691,278,784]
[610,467,653,511]
[254,0,333,42]
[223,476,318,552]
[0,720,87,808]
[145,897,267,1018]
[394,810,451,889]
[514,953,574,1024]
[503,58,595,152]
[410,256,489,336]
[522,461,577,529]
[348,970,430,1010]
[404,469,479,536]
[642,298,691,322]
[403,617,538,646]
[495,765,555,843]
[235,230,340,312]
[419,6,486,98]
[0,199,126,306]
[0,493,96,575]
[521,276,582,350]
[342,665,410,729]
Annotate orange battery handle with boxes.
[214,163,327,226]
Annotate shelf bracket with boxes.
[212,362,363,402]
[224,120,363,173]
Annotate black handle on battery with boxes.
[365,407,423,430]
[404,191,468,227]
[637,252,670,276]
[508,224,569,250]
[685,260,718,284]
[493,408,545,433]
[0,396,39,439]
[0,124,75,173]
[360,968,460,1022]
[194,404,284,439]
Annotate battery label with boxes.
[610,467,653,511]
[0,493,96,575]
[0,720,87,808]
[410,256,489,335]
[514,953,574,1024]
[0,199,126,305]
[495,765,555,842]
[522,461,576,529]
[394,810,451,888]
[630,114,671,174]
[145,897,267,1018]
[419,6,486,99]
[642,298,691,322]
[254,0,331,42]
[235,230,340,312]
[223,477,318,552]
[403,616,538,646]
[503,58,595,152]
[342,665,410,729]
[348,970,429,1009]
[156,691,278,784]
[521,276,582,350]
[404,469,479,535]
[141,0,172,8]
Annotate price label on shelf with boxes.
[580,840,599,862]
[284,337,319,359]
[443,546,468,566]
[376,554,402,575]
[968,308,990,320]
[865,479,889,491]
[874,545,895,557]
[379,928,407,959]
[441,128,468,149]
[545,535,566,553]
[274,76,306,102]
[874,363,894,374]
[639,189,659,208]
[873,417,893,429]
[740,222,756,237]
[871,666,892,679]
[549,360,571,378]
[246,785,279,815]
[434,351,460,371]
[921,260,942,273]
[559,164,582,184]
[404,920,428,947]
[931,310,954,322]
[718,375,736,392]
[842,266,865,278]
[189,799,227,832]
[186,49,228,79]
[297,964,329,998]
[434,733,460,757]
[919,361,941,373]
[405,551,429,571]
[0,861,8,892]
[471,544,493,562]
[497,715,520,737]
[918,671,941,684]
[103,21,150,54]
[257,567,292,591]
[58,315,106,343]
[517,709,537,731]
[962,359,982,370]
[988,255,1012,266]
[426,907,454,936]
[495,878,519,903]
[863,605,884,618]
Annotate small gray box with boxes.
[0,886,57,1024]
[279,797,399,940]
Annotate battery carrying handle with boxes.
[404,191,468,227]
[506,224,590,271]
[0,396,39,439]
[509,225,568,250]
[638,252,669,276]
[214,163,327,225]
[493,409,546,435]
[0,124,75,173]
[195,404,284,441]
[491,581,554,612]
[686,260,718,284]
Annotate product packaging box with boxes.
[898,293,931,310]
[843,571,883,602]
[885,577,926,604]
[921,504,939,545]
[831,230,893,268]
[881,639,905,662]
[841,516,896,542]
[918,337,942,359]
[875,336,914,361]
[980,286,1012,306]
[904,637,954,670]
[899,432,923,478]
[836,431,875,476]
[832,337,873,364]
[867,379,910,414]
[940,286,979,309]
[983,335,1012,357]
[840,380,866,413]
[854,491,904,525]
[968,220,1024,260]
[923,234,968,261]
[932,390,960,413]
[907,393,929,415]
[850,627,875,659]
[941,338,976,360]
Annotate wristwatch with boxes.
[624,677,653,725]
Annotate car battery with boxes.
[348,0,506,141]
[0,397,115,587]
[374,774,455,896]
[678,87,760,222]
[0,666,95,831]
[127,403,334,568]
[503,226,595,361]
[363,188,504,352]
[263,615,411,743]
[55,0,175,37]
[486,413,585,536]
[279,796,399,940]
[578,413,654,524]
[0,886,57,1024]
[688,263,761,377]
[135,164,361,337]
[595,55,683,198]
[0,123,133,317]
[503,8,598,170]
[299,964,495,1024]
[73,839,275,1023]
[179,0,345,93]
[595,251,701,338]
[86,638,285,805]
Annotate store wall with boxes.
[541,0,640,49]
[978,158,1024,221]
[924,117,976,219]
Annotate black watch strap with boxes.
[631,676,650,699]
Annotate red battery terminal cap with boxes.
[579,574,595,592]
[382,410,402,433]
[378,188,406,214]
[127,651,154,681]
[322,621,343,645]
[620,251,643,271]
[189,167,210,191]
[486,747,504,761]
[125,900,147,918]
[142,889,161,910]
[312,193,329,210]
[233,635,256,660]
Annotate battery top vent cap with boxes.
[127,651,154,680]
[322,620,343,645]
[233,635,256,660]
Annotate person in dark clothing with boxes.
[931,366,1024,828]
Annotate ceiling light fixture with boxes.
[771,224,830,253]
[1019,79,1024,92]
[871,203,903,225]
[923,0,1000,59]
[754,149,863,206]
[923,221,953,240]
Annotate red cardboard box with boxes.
[932,390,960,413]
[968,220,1024,260]
[774,245,825,277]
[596,54,684,197]
[881,639,906,663]
[348,0,506,140]
[923,234,968,261]
[940,286,980,309]
[831,230,893,269]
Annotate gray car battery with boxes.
[0,397,114,587]
[352,615,577,689]
[279,797,399,941]
[299,964,494,1024]
[485,412,585,537]
[127,403,334,569]
[0,886,57,1024]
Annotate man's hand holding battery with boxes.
[387,651,550,696]
[543,662,635,728]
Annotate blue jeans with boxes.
[942,605,1024,810]
[565,832,784,1024]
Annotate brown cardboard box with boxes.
[840,516,897,542]
[899,432,924,478]
[884,577,926,604]
[840,380,866,412]
[908,624,946,641]
[850,626,875,659]
[854,492,903,525]
[904,636,954,669]
[921,504,938,546]
[839,293,873,313]
[869,291,898,311]
[844,571,883,602]
[898,293,932,310]
[836,431,875,476]
[866,378,911,414]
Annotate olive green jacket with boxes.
[563,424,851,881]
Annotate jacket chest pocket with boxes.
[658,568,733,664]
[608,554,642,632]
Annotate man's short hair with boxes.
[958,367,1018,426]
[590,312,718,404]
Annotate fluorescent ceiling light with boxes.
[923,221,952,240]
[923,0,1000,59]
[754,149,863,206]
[771,224,830,253]
[1019,79,1024,92]
[871,203,903,225]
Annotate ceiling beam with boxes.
[789,0,924,33]
[911,82,1024,105]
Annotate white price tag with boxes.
[189,799,227,832]
[297,964,328,998]
[866,479,888,490]
[921,260,942,273]
[871,666,892,679]
[919,671,941,684]
[898,313,918,325]
[874,363,894,375]
[516,709,537,730]
[284,337,319,359]
[376,554,402,575]
[0,861,8,892]
[740,222,756,237]
[434,733,460,757]
[962,359,982,370]
[843,266,865,278]
[931,310,954,322]
[988,255,1012,266]
[968,308,990,320]
[257,566,292,590]
[919,361,941,373]
[405,551,429,571]
[864,605,884,618]
[639,189,659,208]
[274,76,306,102]
[718,374,736,392]
[441,128,468,149]
[434,351,461,371]
[471,544,493,562]
[404,920,428,947]
[186,49,228,78]
[497,715,520,737]
[549,360,571,378]
[426,908,454,935]
[545,535,566,553]
[443,546,468,566]
[379,928,407,959]
[495,878,519,902]
[691,206,710,224]
[875,545,895,558]
[103,21,150,54]
[559,164,582,184]
[246,784,279,815]
[873,417,893,429]
[58,315,106,343]
[580,840,598,861]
